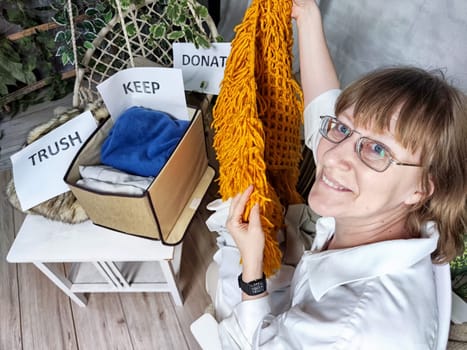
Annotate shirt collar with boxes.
[304,218,439,301]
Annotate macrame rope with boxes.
[213,0,304,277]
[67,0,79,80]
[115,0,135,68]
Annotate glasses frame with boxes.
[319,115,422,172]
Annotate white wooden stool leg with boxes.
[33,262,88,307]
[172,243,183,276]
[160,260,183,306]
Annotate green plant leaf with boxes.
[51,11,68,26]
[150,23,167,38]
[0,54,29,84]
[96,2,107,13]
[166,3,180,23]
[56,46,65,56]
[123,0,132,10]
[104,10,114,23]
[70,3,79,17]
[61,52,71,66]
[183,27,194,42]
[141,14,152,22]
[82,20,96,33]
[126,23,137,37]
[167,30,185,41]
[194,34,210,49]
[54,31,66,43]
[84,32,97,42]
[78,46,86,57]
[0,65,20,86]
[0,83,9,96]
[50,0,66,9]
[133,0,145,7]
[174,13,186,26]
[23,70,36,85]
[64,30,72,44]
[195,5,209,19]
[83,41,94,49]
[85,8,99,16]
[94,18,107,30]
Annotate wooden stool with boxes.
[7,214,185,307]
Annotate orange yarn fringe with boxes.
[212,0,304,276]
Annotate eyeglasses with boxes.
[319,115,422,172]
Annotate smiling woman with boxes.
[307,68,465,255]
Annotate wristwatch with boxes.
[238,273,267,296]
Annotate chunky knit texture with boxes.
[212,0,304,276]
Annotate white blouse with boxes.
[216,90,442,350]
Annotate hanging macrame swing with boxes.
[71,0,219,109]
[212,0,304,277]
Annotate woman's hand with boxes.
[292,0,321,23]
[226,185,265,281]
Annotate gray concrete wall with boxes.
[218,0,467,92]
[321,0,467,92]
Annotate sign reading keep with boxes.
[97,67,189,121]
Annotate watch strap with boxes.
[238,273,267,296]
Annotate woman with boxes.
[208,0,467,348]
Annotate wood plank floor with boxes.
[0,167,220,350]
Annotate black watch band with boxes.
[238,273,267,296]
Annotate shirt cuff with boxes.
[303,89,342,158]
[227,296,272,346]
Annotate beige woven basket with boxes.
[72,0,219,109]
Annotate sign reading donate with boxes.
[97,67,189,121]
[173,42,231,95]
[10,111,97,210]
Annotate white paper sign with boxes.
[97,67,189,120]
[10,111,97,211]
[173,42,231,95]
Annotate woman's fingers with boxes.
[225,188,265,276]
[229,185,254,223]
[248,203,262,230]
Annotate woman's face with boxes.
[308,107,424,223]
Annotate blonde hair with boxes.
[335,67,467,263]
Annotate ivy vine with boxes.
[0,2,73,115]
[51,0,116,66]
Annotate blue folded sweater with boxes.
[101,106,190,177]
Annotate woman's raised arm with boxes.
[292,0,340,106]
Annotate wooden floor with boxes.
[0,166,220,350]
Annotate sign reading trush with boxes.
[11,111,97,210]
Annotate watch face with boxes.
[249,280,266,294]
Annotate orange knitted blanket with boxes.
[212,0,304,276]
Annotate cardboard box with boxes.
[64,107,214,244]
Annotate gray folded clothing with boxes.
[76,165,154,195]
